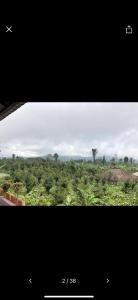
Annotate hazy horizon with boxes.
[0,102,138,159]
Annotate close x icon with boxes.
[0,25,14,32]
[6,25,13,32]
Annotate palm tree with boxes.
[102,155,106,165]
[124,156,129,164]
[130,157,133,165]
[92,148,98,162]
[54,153,59,162]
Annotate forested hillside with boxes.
[0,157,138,206]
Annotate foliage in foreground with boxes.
[0,157,138,206]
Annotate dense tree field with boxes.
[0,157,138,206]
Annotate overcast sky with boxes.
[0,102,138,158]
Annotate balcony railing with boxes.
[0,189,25,206]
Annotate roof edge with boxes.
[0,102,26,121]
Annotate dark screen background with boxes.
[0,4,137,299]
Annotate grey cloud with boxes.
[0,102,138,158]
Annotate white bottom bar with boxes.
[44,296,94,298]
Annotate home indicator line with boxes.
[44,296,94,298]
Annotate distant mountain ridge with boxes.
[4,154,137,161]
[59,155,91,161]
[52,155,136,162]
[58,155,117,161]
[45,155,114,161]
